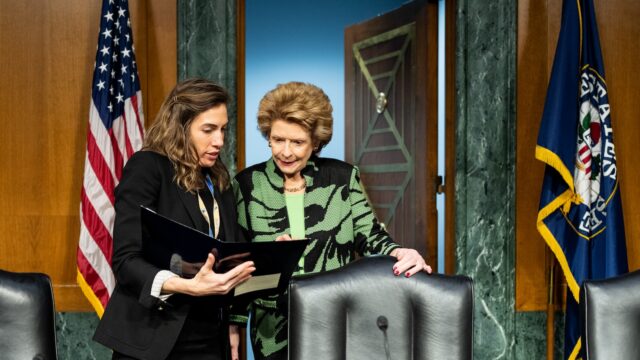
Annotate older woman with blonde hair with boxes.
[94,78,255,360]
[229,81,431,360]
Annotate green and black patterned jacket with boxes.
[231,156,400,359]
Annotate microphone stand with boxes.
[377,315,391,360]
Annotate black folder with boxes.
[140,206,309,298]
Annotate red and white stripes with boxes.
[77,92,143,316]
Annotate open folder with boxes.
[140,206,309,299]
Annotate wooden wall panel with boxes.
[595,1,640,273]
[0,0,176,311]
[516,0,640,311]
[143,0,178,124]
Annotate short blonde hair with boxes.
[257,82,333,153]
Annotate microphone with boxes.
[377,315,390,360]
[377,315,388,330]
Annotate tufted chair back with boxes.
[288,255,473,360]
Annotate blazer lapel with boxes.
[217,189,235,242]
[176,187,209,234]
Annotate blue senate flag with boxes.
[536,0,628,359]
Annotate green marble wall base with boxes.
[56,312,110,359]
[515,311,565,360]
[54,309,566,359]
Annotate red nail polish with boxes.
[405,272,410,277]
[394,270,399,276]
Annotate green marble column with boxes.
[178,0,238,175]
[455,1,563,359]
[455,0,516,358]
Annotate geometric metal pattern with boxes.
[350,23,416,234]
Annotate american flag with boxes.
[77,0,144,317]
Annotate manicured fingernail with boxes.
[394,270,399,276]
[405,272,410,277]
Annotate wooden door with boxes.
[345,0,438,264]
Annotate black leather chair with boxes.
[288,255,474,360]
[580,269,640,360]
[0,270,58,360]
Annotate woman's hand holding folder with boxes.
[162,253,255,296]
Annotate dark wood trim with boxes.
[236,0,246,171]
[425,0,439,268]
[444,0,457,275]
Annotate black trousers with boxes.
[113,304,228,360]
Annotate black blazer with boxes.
[93,151,238,359]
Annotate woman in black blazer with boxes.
[94,79,255,360]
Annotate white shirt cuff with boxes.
[151,270,179,301]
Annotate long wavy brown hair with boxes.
[143,78,230,192]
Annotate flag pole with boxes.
[546,247,556,360]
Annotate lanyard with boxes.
[197,174,220,238]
